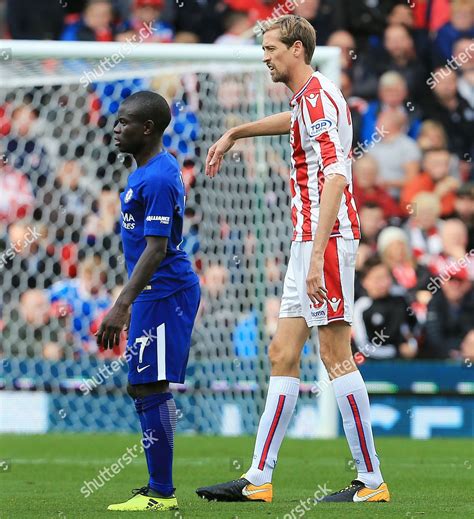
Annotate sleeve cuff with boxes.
[323,161,348,179]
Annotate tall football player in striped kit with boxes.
[196,15,390,504]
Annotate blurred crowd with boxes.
[0,0,473,364]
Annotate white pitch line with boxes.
[10,458,210,466]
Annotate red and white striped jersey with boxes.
[289,71,360,241]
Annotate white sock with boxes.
[332,370,384,489]
[245,376,300,486]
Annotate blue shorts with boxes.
[126,283,200,385]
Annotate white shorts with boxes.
[279,237,359,327]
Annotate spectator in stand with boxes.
[354,202,386,299]
[423,67,472,161]
[6,102,52,192]
[36,160,93,278]
[376,23,427,102]
[3,221,60,292]
[214,10,253,45]
[202,263,229,300]
[453,183,474,251]
[2,289,65,359]
[353,256,418,359]
[340,71,365,145]
[337,0,399,42]
[352,154,401,220]
[294,0,338,46]
[360,71,422,143]
[84,186,121,244]
[327,30,378,99]
[168,0,224,43]
[370,109,421,196]
[6,0,65,40]
[433,0,474,63]
[423,266,474,359]
[416,120,462,179]
[377,226,431,300]
[430,218,474,280]
[225,0,286,26]
[49,255,111,353]
[0,159,34,227]
[116,0,174,43]
[411,0,450,33]
[404,192,443,267]
[61,0,115,42]
[416,119,448,151]
[453,38,474,110]
[401,148,459,217]
[386,3,430,63]
[40,160,93,223]
[358,202,386,253]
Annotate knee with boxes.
[268,339,298,372]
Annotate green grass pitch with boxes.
[1,434,473,518]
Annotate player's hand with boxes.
[306,254,328,306]
[205,131,236,177]
[96,303,130,350]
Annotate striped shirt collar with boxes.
[290,72,317,106]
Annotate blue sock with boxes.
[134,392,176,497]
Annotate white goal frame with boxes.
[0,39,340,438]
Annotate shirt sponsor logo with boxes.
[121,211,135,229]
[309,118,333,138]
[124,188,133,203]
[146,215,170,224]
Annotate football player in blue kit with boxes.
[97,91,200,512]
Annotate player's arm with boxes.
[307,174,346,305]
[206,111,291,177]
[97,236,167,349]
[301,91,348,305]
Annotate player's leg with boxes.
[128,379,177,500]
[196,249,309,502]
[317,238,389,502]
[108,284,200,511]
[196,317,309,502]
[244,316,309,486]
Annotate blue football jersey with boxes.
[120,150,199,301]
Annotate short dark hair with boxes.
[122,91,171,135]
[360,255,385,280]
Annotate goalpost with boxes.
[0,40,340,438]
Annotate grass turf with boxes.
[1,434,473,518]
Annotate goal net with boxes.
[0,40,340,438]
